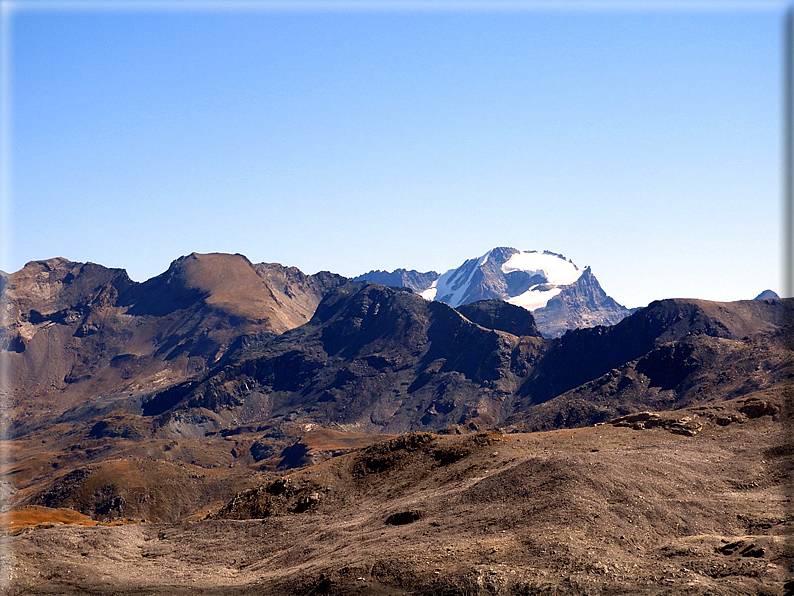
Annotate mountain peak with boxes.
[349,247,626,337]
[22,257,75,271]
[754,289,779,300]
[418,247,585,312]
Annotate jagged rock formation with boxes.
[531,267,633,337]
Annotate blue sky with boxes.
[4,2,785,307]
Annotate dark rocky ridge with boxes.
[139,282,792,436]
[506,297,793,430]
[456,298,541,337]
[141,283,534,435]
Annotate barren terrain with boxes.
[4,389,790,595]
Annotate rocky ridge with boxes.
[137,284,792,438]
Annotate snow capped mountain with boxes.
[357,247,631,337]
[420,248,583,311]
[419,251,494,306]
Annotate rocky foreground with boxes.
[4,389,791,595]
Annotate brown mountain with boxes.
[1,253,345,434]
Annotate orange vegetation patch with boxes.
[0,506,138,535]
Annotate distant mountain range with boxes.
[1,250,789,525]
[3,248,790,596]
[356,247,631,337]
[351,268,438,293]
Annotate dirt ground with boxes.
[2,391,791,595]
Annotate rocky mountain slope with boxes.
[1,253,345,433]
[529,265,631,337]
[134,284,791,439]
[506,297,793,431]
[136,283,540,436]
[357,247,631,336]
[456,299,540,337]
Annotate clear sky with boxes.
[3,1,786,308]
